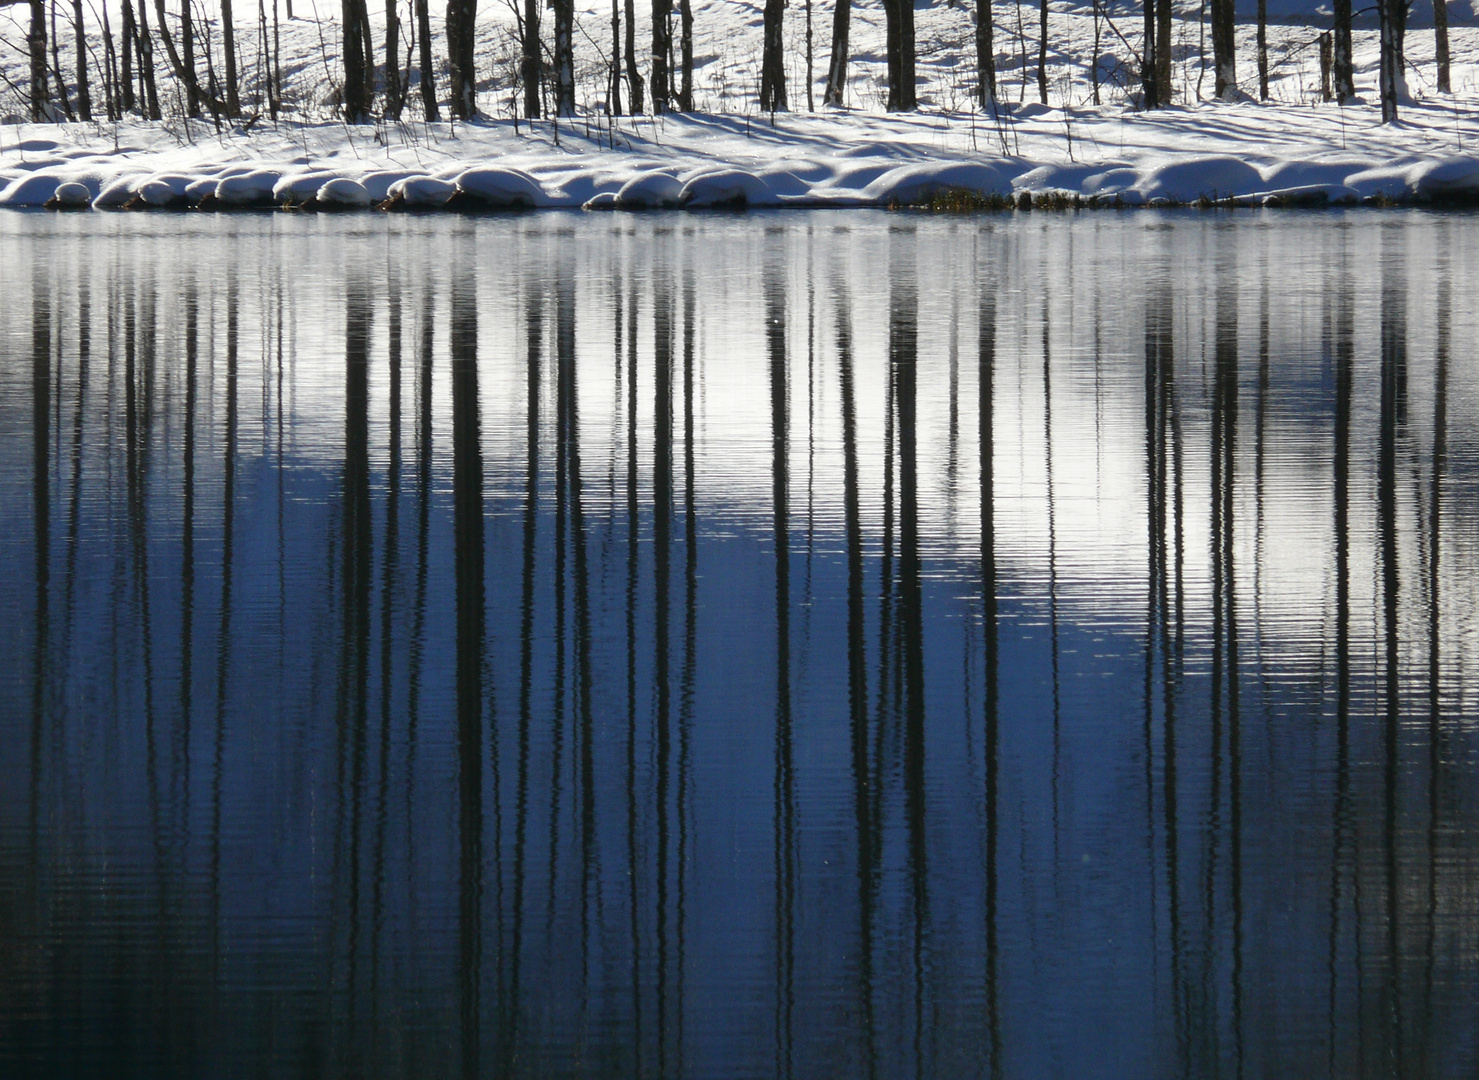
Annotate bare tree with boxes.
[29,0,50,118]
[100,2,119,118]
[1256,0,1267,97]
[522,0,540,116]
[1376,0,1402,121]
[880,0,913,109]
[1434,0,1450,93]
[1211,0,1235,97]
[135,0,160,117]
[153,0,229,117]
[1142,0,1157,107]
[760,0,785,110]
[1089,0,1099,103]
[221,0,241,115]
[653,0,672,111]
[804,0,812,109]
[976,0,994,106]
[180,0,200,116]
[343,0,373,118]
[120,0,134,110]
[553,0,574,113]
[385,0,403,117]
[824,0,850,106]
[273,0,282,113]
[610,0,623,112]
[416,0,438,117]
[50,0,75,119]
[1155,0,1170,104]
[678,0,692,109]
[1036,0,1047,103]
[71,0,90,118]
[1332,0,1353,100]
[624,0,642,111]
[447,0,477,116]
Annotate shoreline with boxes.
[6,102,1479,213]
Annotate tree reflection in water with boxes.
[3,212,1479,1079]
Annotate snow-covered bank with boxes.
[5,96,1479,211]
[7,0,1479,211]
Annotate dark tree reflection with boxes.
[3,214,1478,1080]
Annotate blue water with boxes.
[2,209,1477,1078]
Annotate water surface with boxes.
[3,210,1479,1078]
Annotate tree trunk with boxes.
[343,0,372,118]
[181,0,199,116]
[553,0,574,114]
[50,0,75,120]
[881,0,913,109]
[153,0,229,117]
[120,0,135,111]
[1211,0,1235,98]
[1141,0,1155,107]
[824,0,851,106]
[1256,0,1267,98]
[1155,0,1170,105]
[653,0,673,111]
[70,0,90,119]
[416,0,438,118]
[1332,0,1353,101]
[272,0,283,115]
[522,0,540,116]
[220,0,240,115]
[624,0,642,111]
[759,0,785,110]
[1089,0,1099,104]
[1377,0,1401,122]
[1036,0,1047,103]
[898,0,915,109]
[134,0,160,118]
[29,0,50,120]
[446,0,477,117]
[679,0,692,109]
[100,1,118,118]
[611,0,623,112]
[804,0,812,109]
[385,0,402,117]
[1434,0,1449,94]
[1319,30,1331,101]
[883,0,900,105]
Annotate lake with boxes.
[2,209,1477,1078]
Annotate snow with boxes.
[4,0,1479,210]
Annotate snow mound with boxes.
[451,166,547,208]
[615,170,685,209]
[679,169,775,208]
[184,177,220,203]
[275,171,335,203]
[215,169,284,205]
[1410,155,1479,200]
[92,172,150,208]
[49,181,92,208]
[136,178,192,207]
[870,161,1017,203]
[1,169,100,207]
[385,175,458,207]
[317,177,374,207]
[1131,156,1266,203]
[361,170,423,201]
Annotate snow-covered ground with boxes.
[4,0,1479,207]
